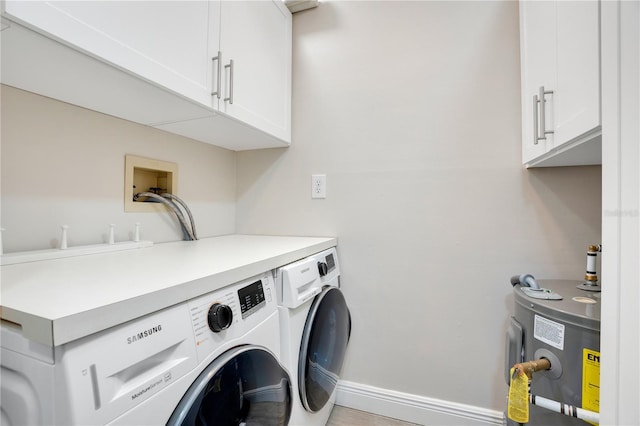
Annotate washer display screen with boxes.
[325,253,335,272]
[238,280,266,318]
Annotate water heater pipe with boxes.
[528,393,599,424]
[512,358,551,379]
[511,358,600,424]
[585,244,602,284]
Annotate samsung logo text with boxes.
[127,325,163,344]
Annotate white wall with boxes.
[1,85,237,252]
[236,0,602,416]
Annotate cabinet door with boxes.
[218,0,292,142]
[519,0,557,164]
[4,1,214,107]
[519,0,600,167]
[555,0,600,145]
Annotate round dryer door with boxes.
[299,286,351,413]
[167,345,292,426]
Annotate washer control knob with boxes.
[207,303,233,333]
[318,261,328,277]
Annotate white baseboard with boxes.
[335,380,505,426]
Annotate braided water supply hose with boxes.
[133,192,197,241]
[161,193,198,240]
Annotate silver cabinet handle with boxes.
[211,51,221,99]
[533,94,539,144]
[224,59,234,104]
[537,86,554,142]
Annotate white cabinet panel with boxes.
[3,1,214,106]
[555,1,600,145]
[216,0,292,142]
[519,0,601,168]
[520,0,557,163]
[154,113,289,151]
[0,16,213,125]
[158,0,292,146]
[1,1,291,150]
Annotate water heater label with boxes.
[533,314,565,350]
[582,348,600,417]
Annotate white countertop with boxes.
[0,234,336,346]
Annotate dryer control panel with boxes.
[314,247,340,285]
[276,257,322,309]
[187,272,277,362]
[276,247,340,309]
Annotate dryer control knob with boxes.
[207,303,233,333]
[318,261,328,276]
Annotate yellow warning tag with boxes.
[508,367,529,423]
[582,348,600,421]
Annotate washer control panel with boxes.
[187,272,276,362]
[238,279,266,319]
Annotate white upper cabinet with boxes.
[217,0,292,142]
[7,1,215,106]
[0,1,291,151]
[520,0,556,163]
[519,0,601,167]
[156,0,292,148]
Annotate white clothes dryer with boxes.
[1,272,292,426]
[275,247,351,426]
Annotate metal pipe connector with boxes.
[512,358,551,379]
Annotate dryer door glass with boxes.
[299,287,351,412]
[167,346,292,426]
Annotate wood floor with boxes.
[327,405,420,426]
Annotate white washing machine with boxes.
[1,272,292,426]
[275,247,351,426]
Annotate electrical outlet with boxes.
[311,174,326,199]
